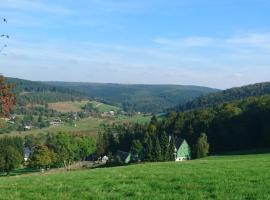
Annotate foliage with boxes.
[5,77,86,107]
[45,81,217,113]
[195,133,209,158]
[166,95,270,154]
[29,144,55,169]
[0,76,16,117]
[130,140,143,156]
[177,82,270,111]
[0,146,23,174]
[46,132,96,167]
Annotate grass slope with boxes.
[0,154,269,200]
[48,101,89,112]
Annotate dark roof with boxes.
[175,138,185,149]
[116,150,129,160]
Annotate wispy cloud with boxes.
[154,36,215,48]
[0,0,73,15]
[2,31,270,89]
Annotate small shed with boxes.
[175,138,191,161]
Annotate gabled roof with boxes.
[175,138,185,149]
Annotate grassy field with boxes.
[91,101,120,112]
[48,100,120,113]
[48,101,89,112]
[0,154,269,200]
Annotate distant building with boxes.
[24,125,32,130]
[50,118,62,126]
[174,138,191,161]
[109,111,115,116]
[24,147,32,162]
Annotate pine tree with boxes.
[143,132,153,161]
[168,136,176,161]
[153,136,161,161]
[159,130,169,161]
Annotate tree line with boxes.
[97,95,270,162]
[96,116,209,163]
[0,133,96,175]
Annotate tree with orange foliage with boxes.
[0,75,16,117]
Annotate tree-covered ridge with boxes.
[98,95,270,159]
[45,82,218,113]
[177,82,270,111]
[6,77,87,106]
[166,95,270,154]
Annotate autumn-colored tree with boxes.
[0,75,16,117]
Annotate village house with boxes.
[50,118,63,126]
[174,138,191,161]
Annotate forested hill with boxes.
[176,82,270,112]
[6,77,86,106]
[45,82,218,113]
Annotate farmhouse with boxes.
[174,138,191,161]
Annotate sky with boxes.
[1,0,270,89]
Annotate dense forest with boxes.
[176,82,270,112]
[6,78,87,106]
[45,82,218,113]
[98,95,270,159]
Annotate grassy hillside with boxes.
[48,101,90,112]
[177,82,270,111]
[45,82,218,113]
[0,154,269,199]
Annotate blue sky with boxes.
[1,0,270,89]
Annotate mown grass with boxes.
[48,101,89,112]
[48,100,120,113]
[0,154,270,200]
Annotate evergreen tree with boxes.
[96,132,107,156]
[159,130,169,161]
[130,140,143,156]
[144,132,153,161]
[168,136,176,161]
[153,136,161,161]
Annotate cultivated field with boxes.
[0,154,269,200]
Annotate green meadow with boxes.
[0,154,269,200]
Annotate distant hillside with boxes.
[6,77,86,106]
[45,82,218,113]
[176,82,270,111]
